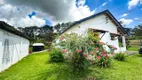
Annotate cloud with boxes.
[77,0,86,6]
[0,0,95,27]
[16,16,45,27]
[0,16,45,27]
[134,18,139,20]
[0,0,5,5]
[102,2,107,7]
[121,13,128,17]
[0,4,42,27]
[4,0,74,21]
[119,18,133,25]
[128,0,140,9]
[0,4,46,27]
[70,5,96,21]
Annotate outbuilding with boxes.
[32,43,44,52]
[0,21,30,72]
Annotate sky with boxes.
[0,0,142,28]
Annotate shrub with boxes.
[50,48,64,62]
[96,52,112,67]
[114,53,127,61]
[52,30,116,71]
[71,52,89,71]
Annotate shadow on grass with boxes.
[136,54,142,57]
[30,62,103,80]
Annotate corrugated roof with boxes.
[33,43,44,46]
[0,21,30,40]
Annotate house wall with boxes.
[64,14,126,53]
[64,14,118,34]
[99,32,119,53]
[0,29,29,72]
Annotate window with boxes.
[111,36,116,40]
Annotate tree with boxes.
[18,25,53,43]
[18,26,39,42]
[119,21,126,27]
[53,22,73,34]
[134,25,142,36]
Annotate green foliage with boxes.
[1,52,142,80]
[96,54,112,67]
[57,33,91,71]
[119,42,123,47]
[126,40,130,49]
[18,25,53,43]
[128,45,139,51]
[50,48,64,62]
[114,53,127,61]
[134,25,142,37]
[53,30,115,70]
[130,36,142,40]
[54,22,73,33]
[70,52,89,71]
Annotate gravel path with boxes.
[126,51,138,56]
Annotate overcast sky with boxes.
[0,0,142,28]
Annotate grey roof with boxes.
[0,21,30,40]
[62,10,127,35]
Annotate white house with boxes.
[0,21,29,72]
[62,10,128,53]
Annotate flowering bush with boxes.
[96,52,111,67]
[50,48,64,62]
[108,45,117,50]
[52,30,117,70]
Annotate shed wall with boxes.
[0,29,29,72]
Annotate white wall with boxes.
[99,32,119,53]
[0,29,29,72]
[64,14,126,53]
[64,14,118,34]
[119,36,126,52]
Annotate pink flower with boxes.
[101,52,106,55]
[60,36,65,40]
[99,42,104,45]
[90,41,94,45]
[76,50,82,53]
[97,56,101,60]
[101,52,108,58]
[114,47,117,50]
[98,41,105,45]
[103,53,108,57]
[90,52,95,55]
[84,54,88,57]
[112,46,117,50]
[61,49,67,53]
[105,54,108,58]
[94,48,99,51]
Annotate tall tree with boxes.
[134,25,142,36]
[18,25,53,42]
[53,22,73,34]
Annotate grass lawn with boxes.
[0,52,142,80]
[128,45,140,51]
